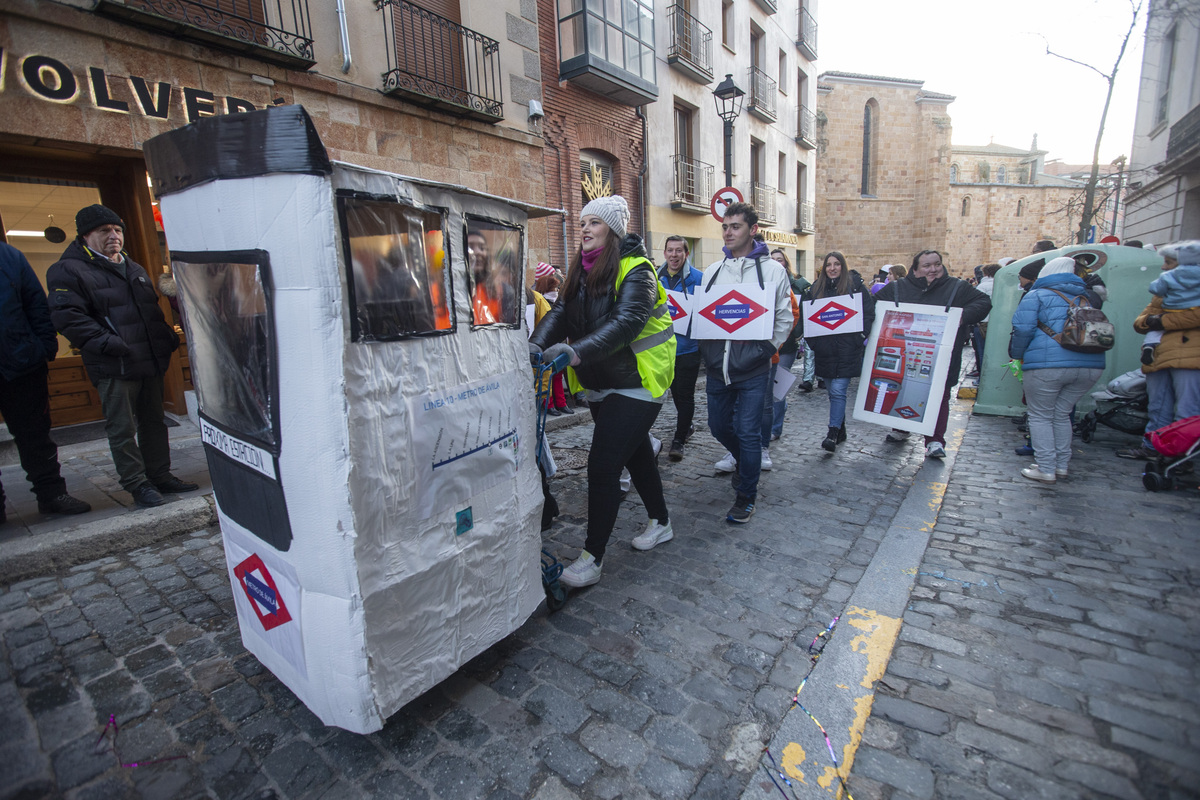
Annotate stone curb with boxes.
[0,494,218,584]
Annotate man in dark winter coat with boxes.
[875,249,991,458]
[0,243,91,522]
[47,205,198,508]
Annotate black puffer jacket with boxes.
[1,243,58,381]
[802,272,876,379]
[47,240,178,383]
[874,270,991,385]
[529,235,657,392]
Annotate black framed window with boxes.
[339,196,454,341]
[465,216,523,328]
[172,250,278,451]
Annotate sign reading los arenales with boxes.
[1,48,271,123]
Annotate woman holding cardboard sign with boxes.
[801,251,876,453]
[529,195,676,588]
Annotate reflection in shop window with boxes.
[340,198,453,341]
[465,218,522,328]
[173,256,276,448]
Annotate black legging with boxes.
[585,393,669,562]
[670,350,702,443]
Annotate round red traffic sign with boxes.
[710,187,744,221]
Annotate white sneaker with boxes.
[632,520,673,551]
[886,429,910,442]
[1055,468,1069,477]
[650,435,662,459]
[760,448,773,470]
[714,452,737,472]
[1021,465,1056,484]
[924,442,946,459]
[619,469,631,493]
[560,551,602,587]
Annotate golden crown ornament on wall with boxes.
[582,163,612,201]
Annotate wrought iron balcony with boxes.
[671,155,715,213]
[96,0,315,68]
[796,106,816,148]
[797,5,817,61]
[747,66,776,123]
[752,0,777,14]
[1166,102,1200,165]
[666,5,713,84]
[752,181,777,225]
[796,201,814,233]
[377,0,503,122]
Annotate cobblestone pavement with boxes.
[2,372,1198,799]
[846,419,1200,800]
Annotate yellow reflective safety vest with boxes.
[567,254,676,397]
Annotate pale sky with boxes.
[818,0,1146,166]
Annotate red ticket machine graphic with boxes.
[867,337,904,414]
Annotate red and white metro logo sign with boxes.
[807,301,859,331]
[667,294,688,322]
[234,554,293,631]
[699,290,768,334]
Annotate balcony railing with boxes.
[671,155,715,212]
[752,0,777,13]
[752,182,777,225]
[666,4,713,84]
[1166,102,1200,164]
[747,66,776,122]
[377,0,503,122]
[97,0,315,68]
[796,106,816,148]
[797,5,817,61]
[797,201,814,233]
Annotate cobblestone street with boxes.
[2,379,1198,799]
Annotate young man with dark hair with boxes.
[696,203,794,522]
[659,235,703,461]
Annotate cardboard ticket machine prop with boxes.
[974,245,1162,416]
[143,106,555,733]
[852,303,962,436]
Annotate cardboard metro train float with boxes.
[143,106,557,733]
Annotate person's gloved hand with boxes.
[529,342,542,366]
[543,342,580,367]
[1144,315,1164,331]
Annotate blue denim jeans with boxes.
[827,377,851,429]
[707,369,772,500]
[1144,368,1200,440]
[770,352,797,439]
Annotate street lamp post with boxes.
[713,73,745,189]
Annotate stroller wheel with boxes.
[1077,413,1096,443]
[1143,464,1168,492]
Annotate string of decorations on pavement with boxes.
[761,616,855,800]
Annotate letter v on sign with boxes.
[129,76,171,119]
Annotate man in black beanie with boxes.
[46,204,198,508]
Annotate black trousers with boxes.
[0,363,67,504]
[585,393,668,562]
[669,350,702,444]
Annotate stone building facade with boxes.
[814,72,953,275]
[0,0,552,426]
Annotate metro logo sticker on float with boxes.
[699,291,768,333]
[234,554,293,631]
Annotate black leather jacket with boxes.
[529,235,657,392]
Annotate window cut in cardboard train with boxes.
[143,105,552,734]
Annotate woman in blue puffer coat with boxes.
[1008,256,1106,484]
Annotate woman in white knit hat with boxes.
[529,195,677,587]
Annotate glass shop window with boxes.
[173,255,276,448]
[465,217,523,328]
[340,197,454,341]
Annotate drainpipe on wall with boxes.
[636,105,648,246]
[336,0,353,73]
[543,135,569,269]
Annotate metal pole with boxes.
[723,119,733,188]
[1111,162,1124,236]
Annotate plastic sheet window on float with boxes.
[338,196,456,342]
[465,216,524,329]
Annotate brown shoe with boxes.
[1115,445,1158,460]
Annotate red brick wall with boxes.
[536,0,646,269]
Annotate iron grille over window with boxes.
[797,106,815,147]
[797,5,817,61]
[378,0,503,122]
[97,0,315,67]
[672,155,715,210]
[797,201,814,232]
[666,4,713,83]
[752,182,777,225]
[1167,102,1200,162]
[747,66,776,122]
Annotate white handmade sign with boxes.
[691,282,774,341]
[801,293,864,338]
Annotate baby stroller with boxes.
[1076,369,1150,443]
[1142,415,1200,491]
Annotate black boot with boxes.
[822,426,839,452]
[837,423,847,444]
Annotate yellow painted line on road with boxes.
[816,606,903,795]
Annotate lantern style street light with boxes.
[713,73,745,189]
